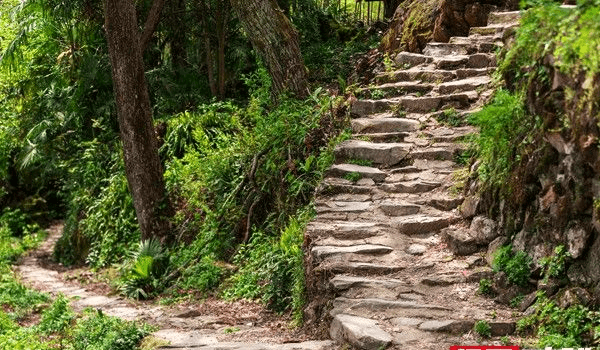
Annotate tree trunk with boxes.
[383,0,402,19]
[230,0,309,99]
[103,0,172,242]
[216,0,227,99]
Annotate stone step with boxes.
[305,221,385,240]
[327,163,387,182]
[409,145,460,161]
[420,125,478,143]
[331,297,453,319]
[434,76,491,95]
[356,81,434,99]
[330,275,410,294]
[355,132,409,143]
[316,201,372,214]
[456,67,495,79]
[414,193,464,211]
[317,177,375,196]
[488,11,521,25]
[423,42,498,56]
[394,51,434,68]
[392,214,459,235]
[378,201,421,216]
[449,35,502,46]
[434,53,496,70]
[376,69,456,84]
[311,244,394,264]
[352,93,474,116]
[330,314,392,350]
[351,117,420,134]
[469,23,518,36]
[334,140,411,166]
[322,261,406,275]
[381,180,442,194]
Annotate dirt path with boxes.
[14,223,333,350]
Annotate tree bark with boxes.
[383,0,402,19]
[103,0,172,242]
[230,0,309,99]
[140,0,166,53]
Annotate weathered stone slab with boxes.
[328,164,387,182]
[394,52,433,67]
[352,118,420,134]
[437,76,491,94]
[335,140,411,166]
[418,320,474,334]
[316,201,371,214]
[330,314,392,350]
[381,180,441,194]
[393,214,459,235]
[379,201,421,216]
[311,244,393,264]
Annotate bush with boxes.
[38,294,74,334]
[69,309,153,350]
[474,320,491,338]
[492,245,532,287]
[118,240,170,300]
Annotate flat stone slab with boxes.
[311,244,393,264]
[418,319,474,334]
[352,118,420,134]
[437,76,491,94]
[330,275,408,292]
[330,314,392,350]
[328,164,387,182]
[392,214,459,235]
[381,180,441,194]
[306,221,382,240]
[335,140,411,166]
[379,201,421,216]
[316,201,371,213]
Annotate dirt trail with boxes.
[14,223,333,350]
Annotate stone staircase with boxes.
[306,11,521,350]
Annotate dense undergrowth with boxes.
[468,0,600,347]
[0,0,378,338]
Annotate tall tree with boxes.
[383,0,402,19]
[103,0,172,242]
[230,0,308,98]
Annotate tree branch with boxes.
[140,0,166,53]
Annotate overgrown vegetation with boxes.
[492,245,532,287]
[0,0,378,334]
[517,291,600,348]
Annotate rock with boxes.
[557,287,592,308]
[328,164,387,183]
[311,244,394,264]
[407,244,427,255]
[330,314,392,350]
[537,278,561,297]
[566,223,591,259]
[442,227,480,256]
[334,140,411,166]
[394,52,433,67]
[519,292,538,312]
[390,317,424,327]
[470,216,498,244]
[460,195,480,218]
[486,236,508,266]
[393,214,459,235]
[379,201,421,216]
[418,320,473,334]
[352,118,420,134]
[489,321,516,336]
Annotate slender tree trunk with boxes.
[140,0,166,52]
[383,0,401,19]
[169,0,187,68]
[199,1,218,97]
[103,0,172,242]
[230,0,309,98]
[216,0,227,99]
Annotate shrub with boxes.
[38,294,74,334]
[492,245,532,287]
[474,320,492,338]
[119,240,170,300]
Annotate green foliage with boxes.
[517,292,600,348]
[469,90,535,190]
[539,245,570,282]
[39,294,74,334]
[492,245,532,287]
[346,158,373,167]
[0,265,49,320]
[437,108,462,127]
[474,320,491,338]
[222,207,312,323]
[69,308,153,350]
[119,240,170,300]
[478,278,493,296]
[343,171,362,182]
